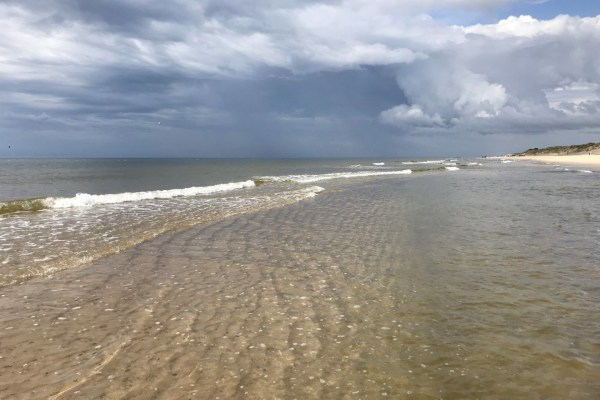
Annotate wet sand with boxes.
[511,154,600,167]
[1,180,425,399]
[1,176,599,399]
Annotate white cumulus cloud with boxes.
[380,105,445,127]
[380,14,600,134]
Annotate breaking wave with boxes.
[0,180,256,216]
[257,169,413,184]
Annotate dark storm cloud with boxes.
[7,0,197,32]
[213,67,406,117]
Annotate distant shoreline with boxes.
[508,154,600,168]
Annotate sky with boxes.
[1,0,599,158]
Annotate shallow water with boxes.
[1,161,599,399]
[0,158,425,286]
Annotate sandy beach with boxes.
[0,180,432,399]
[510,154,600,168]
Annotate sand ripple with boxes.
[1,177,599,399]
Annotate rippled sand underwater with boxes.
[1,170,599,399]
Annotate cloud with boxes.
[1,1,599,157]
[0,0,475,81]
[464,13,600,38]
[380,105,445,127]
[545,82,600,115]
[380,14,600,135]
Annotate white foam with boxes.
[500,160,513,163]
[554,167,593,174]
[372,162,385,166]
[445,166,460,171]
[47,180,256,209]
[260,170,412,184]
[304,186,325,197]
[401,160,446,165]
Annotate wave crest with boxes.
[257,169,413,184]
[1,180,256,215]
[0,198,50,215]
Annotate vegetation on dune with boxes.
[516,142,600,156]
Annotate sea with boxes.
[0,157,599,398]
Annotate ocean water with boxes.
[1,158,599,398]
[0,158,420,286]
